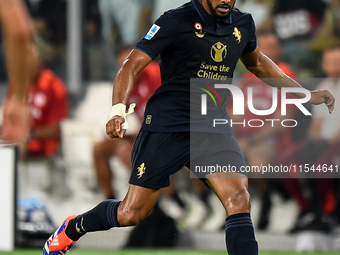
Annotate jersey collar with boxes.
[192,0,232,25]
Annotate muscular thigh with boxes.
[189,133,250,215]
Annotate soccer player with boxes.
[0,0,35,144]
[43,1,335,255]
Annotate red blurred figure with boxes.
[21,47,68,159]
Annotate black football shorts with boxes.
[129,131,246,189]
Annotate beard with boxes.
[206,0,234,19]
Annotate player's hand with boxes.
[106,103,135,139]
[309,90,335,114]
[106,116,126,139]
[0,97,30,144]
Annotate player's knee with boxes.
[119,207,146,226]
[93,143,102,158]
[93,141,110,158]
[124,211,145,226]
[223,186,251,214]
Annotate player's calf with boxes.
[207,176,258,255]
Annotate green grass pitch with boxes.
[0,249,339,255]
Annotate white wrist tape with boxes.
[109,103,136,130]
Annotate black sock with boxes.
[225,213,258,255]
[66,200,121,241]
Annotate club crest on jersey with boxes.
[144,24,161,40]
[233,27,242,43]
[137,163,146,179]
[211,42,227,62]
[194,22,206,38]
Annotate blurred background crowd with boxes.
[0,0,340,251]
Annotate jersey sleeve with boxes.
[243,15,257,53]
[135,13,177,59]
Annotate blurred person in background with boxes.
[99,0,152,45]
[151,0,188,21]
[277,45,340,233]
[32,0,105,81]
[271,0,327,77]
[231,30,297,230]
[82,0,107,81]
[98,0,152,79]
[236,0,273,31]
[33,0,68,80]
[15,45,69,197]
[308,0,340,64]
[93,46,161,199]
[20,46,68,161]
[0,0,36,144]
